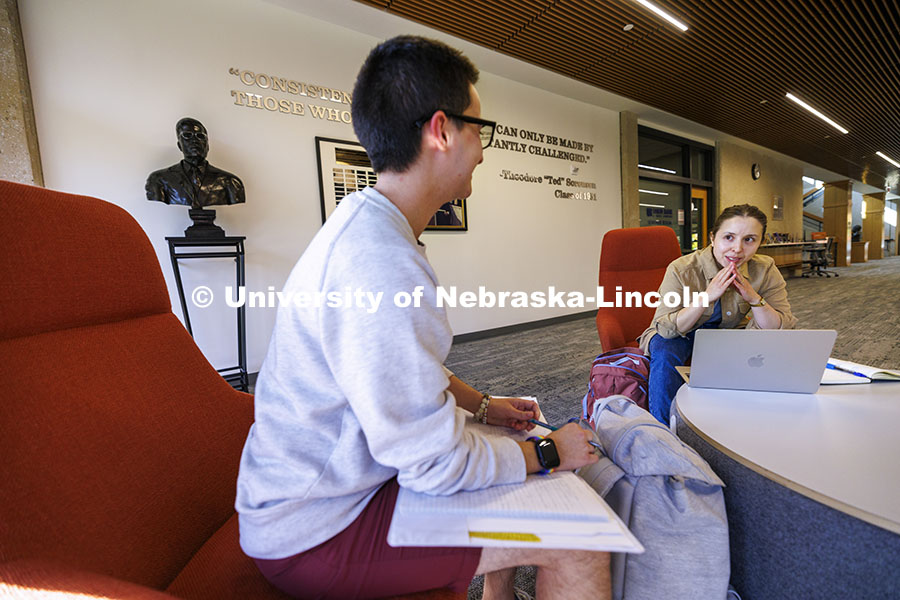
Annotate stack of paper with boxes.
[387,399,643,553]
[387,470,643,552]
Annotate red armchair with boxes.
[0,180,462,600]
[595,226,682,351]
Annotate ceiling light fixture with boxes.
[638,164,677,174]
[785,93,849,134]
[876,151,900,169]
[639,189,669,196]
[623,23,634,31]
[639,203,666,208]
[633,0,689,31]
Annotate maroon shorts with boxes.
[253,479,482,600]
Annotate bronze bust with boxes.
[146,118,245,237]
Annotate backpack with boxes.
[582,348,650,418]
[577,395,731,600]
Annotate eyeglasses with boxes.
[179,130,207,141]
[414,111,496,149]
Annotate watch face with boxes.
[536,438,561,469]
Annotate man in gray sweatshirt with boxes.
[235,35,610,600]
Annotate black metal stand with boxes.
[167,236,248,392]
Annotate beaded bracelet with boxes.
[474,393,492,424]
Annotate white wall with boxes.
[20,0,620,372]
[851,191,864,231]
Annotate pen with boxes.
[528,418,604,450]
[826,363,869,379]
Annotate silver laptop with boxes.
[689,329,837,393]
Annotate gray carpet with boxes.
[446,254,900,599]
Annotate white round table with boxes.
[674,382,900,599]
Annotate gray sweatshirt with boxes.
[235,187,525,559]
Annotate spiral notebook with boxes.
[387,402,643,553]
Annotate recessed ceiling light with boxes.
[760,99,768,104]
[876,151,900,169]
[639,203,666,208]
[639,189,669,196]
[633,0,689,32]
[623,23,634,31]
[785,93,849,134]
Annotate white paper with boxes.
[828,358,900,381]
[821,367,870,384]
[394,472,613,521]
[388,398,643,553]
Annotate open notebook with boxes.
[824,358,900,384]
[387,400,643,553]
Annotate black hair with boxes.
[711,204,768,238]
[351,35,479,173]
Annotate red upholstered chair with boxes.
[0,180,464,600]
[595,226,682,351]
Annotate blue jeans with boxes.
[648,301,722,424]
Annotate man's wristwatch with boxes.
[749,297,767,307]
[528,436,561,473]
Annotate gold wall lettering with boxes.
[494,123,598,201]
[227,68,353,124]
[493,123,594,163]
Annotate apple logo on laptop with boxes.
[748,354,765,368]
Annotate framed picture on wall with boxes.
[315,137,377,223]
[427,198,468,230]
[314,136,467,231]
[772,194,784,221]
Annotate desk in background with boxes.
[851,241,870,263]
[674,383,900,599]
[756,242,805,278]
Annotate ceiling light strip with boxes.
[639,164,677,174]
[876,151,900,169]
[633,0,689,32]
[639,189,669,196]
[785,93,849,134]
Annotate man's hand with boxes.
[487,396,538,431]
[547,423,599,471]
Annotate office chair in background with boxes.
[802,232,839,278]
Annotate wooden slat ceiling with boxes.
[355,0,900,195]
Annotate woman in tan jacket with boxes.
[639,204,798,424]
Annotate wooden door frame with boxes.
[692,187,709,248]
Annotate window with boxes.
[639,180,686,247]
[638,127,714,252]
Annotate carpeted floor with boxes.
[446,254,900,599]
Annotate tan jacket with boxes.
[638,246,797,353]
